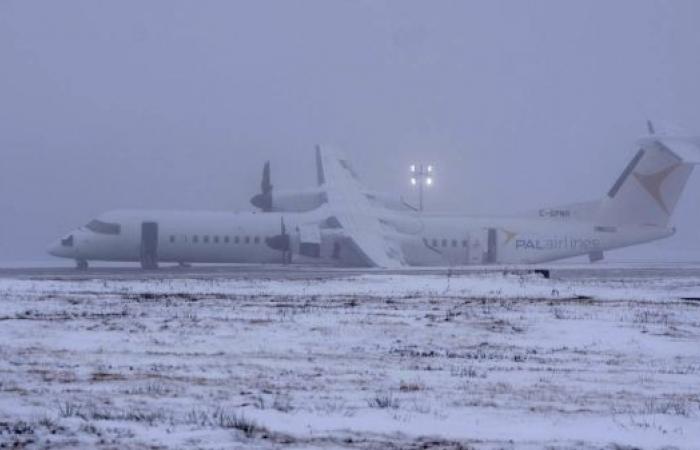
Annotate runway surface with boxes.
[2,262,700,281]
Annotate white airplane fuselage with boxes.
[396,214,673,266]
[48,132,698,268]
[49,210,302,265]
[48,208,674,267]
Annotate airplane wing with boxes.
[316,146,406,268]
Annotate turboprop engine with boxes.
[250,161,415,213]
[250,161,327,213]
[252,188,327,213]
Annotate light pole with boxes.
[410,164,433,212]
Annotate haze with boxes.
[2,0,700,263]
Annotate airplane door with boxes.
[484,228,498,264]
[140,222,159,269]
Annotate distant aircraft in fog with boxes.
[49,124,700,269]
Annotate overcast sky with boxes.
[2,0,700,263]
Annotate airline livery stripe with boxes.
[607,149,644,198]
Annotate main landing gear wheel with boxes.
[76,259,88,270]
[140,256,158,270]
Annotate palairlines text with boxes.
[515,237,601,250]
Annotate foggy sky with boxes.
[2,0,700,263]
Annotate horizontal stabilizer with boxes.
[641,137,700,164]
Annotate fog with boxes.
[2,0,700,263]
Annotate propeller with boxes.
[250,161,273,211]
[265,217,291,264]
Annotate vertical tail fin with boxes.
[598,131,700,227]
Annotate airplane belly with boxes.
[77,233,139,262]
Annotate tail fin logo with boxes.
[633,164,681,215]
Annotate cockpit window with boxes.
[61,235,74,247]
[86,219,121,235]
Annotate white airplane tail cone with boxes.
[598,127,700,227]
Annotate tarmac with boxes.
[1,262,700,281]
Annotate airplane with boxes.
[48,125,700,270]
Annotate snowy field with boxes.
[0,271,699,449]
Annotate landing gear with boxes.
[140,256,158,270]
[588,251,604,263]
[76,259,88,270]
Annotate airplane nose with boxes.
[47,240,62,257]
[47,234,75,258]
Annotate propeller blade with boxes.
[261,161,272,194]
[251,161,273,211]
[265,216,291,264]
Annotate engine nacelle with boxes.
[250,159,412,213]
[272,189,327,212]
[252,188,413,213]
[251,188,326,213]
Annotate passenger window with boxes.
[234,236,240,244]
[214,236,219,243]
[203,235,210,243]
[431,239,437,247]
[452,239,457,248]
[193,235,199,243]
[245,236,250,244]
[462,240,468,248]
[254,236,260,244]
[441,239,447,247]
[224,236,230,243]
[169,235,175,243]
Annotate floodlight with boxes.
[408,162,434,212]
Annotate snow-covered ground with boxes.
[0,272,698,449]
